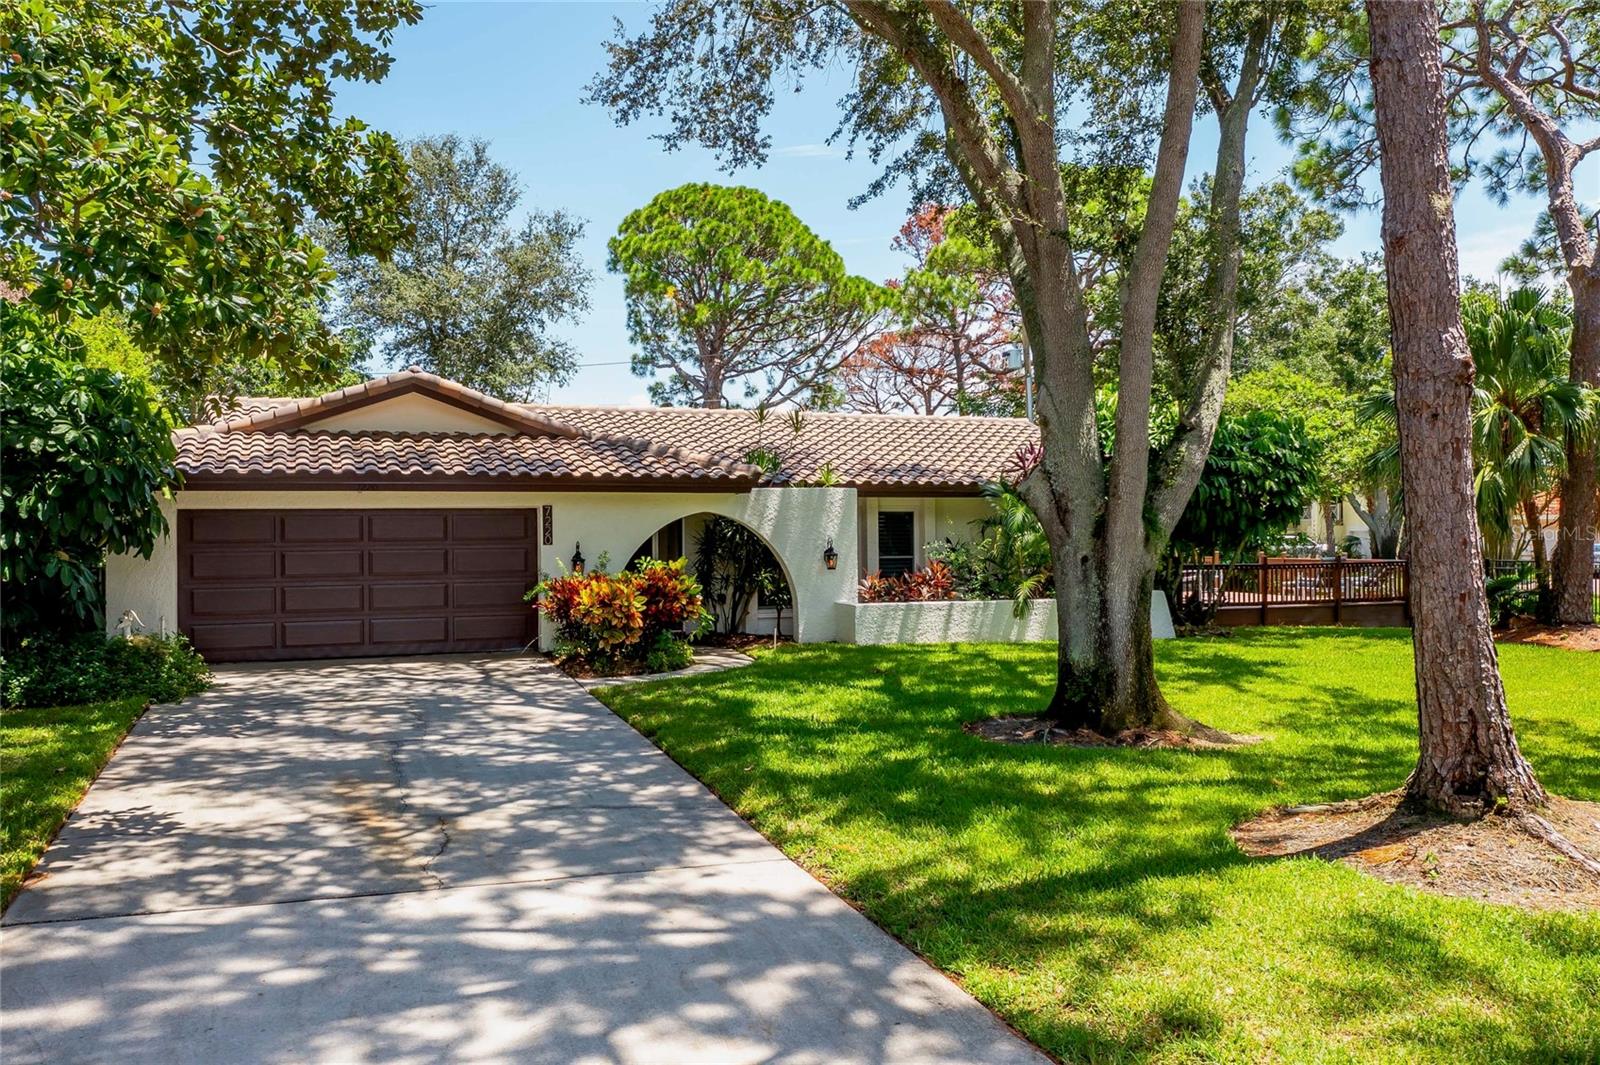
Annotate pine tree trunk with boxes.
[1367,0,1546,814]
[1551,275,1598,624]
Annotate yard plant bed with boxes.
[1234,790,1600,912]
[965,715,1260,750]
[595,629,1600,1064]
[1,697,147,909]
[1494,619,1600,651]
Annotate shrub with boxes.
[1,326,179,643]
[858,561,958,603]
[1,632,211,709]
[532,558,708,673]
[1485,564,1540,628]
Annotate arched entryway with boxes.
[628,512,796,639]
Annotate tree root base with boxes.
[1233,789,1600,912]
[966,715,1262,749]
[1493,620,1600,651]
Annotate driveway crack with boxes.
[421,816,452,889]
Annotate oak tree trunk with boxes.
[1044,551,1179,733]
[1367,0,1546,813]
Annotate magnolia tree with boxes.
[1,0,420,410]
[591,1,1328,734]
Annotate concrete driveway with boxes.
[1,655,1045,1064]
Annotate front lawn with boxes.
[597,629,1600,1064]
[1,698,147,908]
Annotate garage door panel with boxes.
[188,586,275,617]
[179,509,535,662]
[283,550,364,579]
[371,617,450,644]
[370,548,449,577]
[282,584,365,614]
[283,512,362,542]
[282,619,367,647]
[454,546,530,575]
[190,551,276,580]
[188,622,277,651]
[452,614,529,642]
[186,512,276,544]
[369,583,449,611]
[451,580,528,609]
[369,512,449,542]
[452,511,532,541]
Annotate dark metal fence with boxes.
[1179,556,1600,628]
[1482,558,1600,597]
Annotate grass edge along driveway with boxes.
[1,697,147,909]
[595,629,1600,1065]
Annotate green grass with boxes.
[1,697,147,908]
[598,629,1600,1064]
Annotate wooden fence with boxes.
[1178,557,1409,627]
[1177,556,1600,628]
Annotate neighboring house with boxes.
[1291,500,1372,556]
[107,367,1041,662]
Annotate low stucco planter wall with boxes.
[844,593,1175,646]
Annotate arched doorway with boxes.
[628,512,795,639]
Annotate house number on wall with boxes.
[541,505,553,546]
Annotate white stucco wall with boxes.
[845,592,1175,646]
[106,486,860,649]
[848,598,1058,645]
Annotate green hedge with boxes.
[1,633,210,709]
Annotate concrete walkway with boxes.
[1,655,1045,1065]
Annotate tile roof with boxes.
[199,369,1038,492]
[175,429,761,486]
[535,405,1037,491]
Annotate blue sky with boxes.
[337,2,1554,405]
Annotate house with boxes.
[108,367,1096,662]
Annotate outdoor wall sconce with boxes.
[571,542,585,574]
[823,539,838,570]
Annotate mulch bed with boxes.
[696,633,793,651]
[964,715,1259,750]
[1494,620,1600,651]
[551,657,642,680]
[1233,791,1600,912]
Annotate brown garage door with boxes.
[178,509,539,662]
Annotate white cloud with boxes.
[1454,221,1535,284]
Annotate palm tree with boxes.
[1366,288,1598,610]
[1466,288,1597,604]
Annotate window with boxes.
[657,519,684,561]
[877,511,916,577]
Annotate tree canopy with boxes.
[1,0,419,408]
[591,0,1333,733]
[1,302,177,641]
[609,183,886,409]
[330,135,592,402]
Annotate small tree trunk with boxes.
[1551,277,1598,624]
[1367,0,1545,814]
[1521,496,1551,596]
